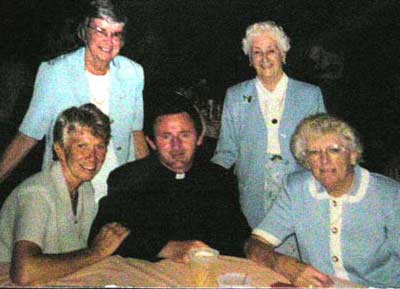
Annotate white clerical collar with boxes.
[175,173,185,180]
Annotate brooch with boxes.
[243,95,253,103]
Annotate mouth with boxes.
[99,46,112,53]
[259,62,273,70]
[80,164,97,173]
[170,151,185,159]
[319,168,337,177]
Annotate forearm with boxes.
[133,130,149,160]
[11,247,102,286]
[244,236,306,284]
[0,132,38,182]
[12,223,129,286]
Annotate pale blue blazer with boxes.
[19,47,144,170]
[212,77,326,228]
[255,166,400,287]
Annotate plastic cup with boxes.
[216,272,252,288]
[189,248,220,287]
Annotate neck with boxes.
[161,162,193,174]
[327,172,355,198]
[70,190,79,200]
[67,182,81,198]
[62,169,82,197]
[85,52,109,75]
[259,72,283,91]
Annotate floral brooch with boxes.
[243,95,253,103]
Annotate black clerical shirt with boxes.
[89,154,250,261]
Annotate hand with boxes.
[158,240,210,263]
[291,264,334,287]
[90,222,130,258]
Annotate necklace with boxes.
[93,94,106,105]
[86,71,110,107]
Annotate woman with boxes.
[0,104,129,285]
[246,113,400,287]
[0,0,148,202]
[212,21,326,257]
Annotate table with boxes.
[0,255,362,287]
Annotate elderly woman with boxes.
[245,113,400,287]
[212,21,326,257]
[0,0,148,202]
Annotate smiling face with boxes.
[148,113,203,173]
[305,133,358,197]
[250,32,285,89]
[85,17,124,73]
[55,126,107,192]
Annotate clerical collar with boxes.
[175,173,185,180]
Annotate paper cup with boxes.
[189,248,219,287]
[216,272,252,288]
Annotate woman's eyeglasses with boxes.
[88,25,123,42]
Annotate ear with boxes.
[145,136,157,151]
[196,134,204,146]
[54,143,66,161]
[281,51,287,64]
[350,151,359,166]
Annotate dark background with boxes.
[0,0,399,199]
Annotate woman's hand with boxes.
[90,222,130,258]
[290,263,334,287]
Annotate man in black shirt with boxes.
[90,91,250,262]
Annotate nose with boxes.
[170,136,182,150]
[85,147,98,163]
[320,150,331,165]
[104,34,114,45]
[259,52,271,66]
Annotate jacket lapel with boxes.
[246,79,267,133]
[70,48,90,103]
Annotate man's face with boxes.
[56,126,107,190]
[149,113,202,173]
[250,32,284,84]
[85,17,124,69]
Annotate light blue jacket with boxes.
[254,166,400,287]
[212,77,326,228]
[19,47,144,169]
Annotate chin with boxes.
[80,172,97,182]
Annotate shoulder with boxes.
[202,161,229,175]
[226,79,254,96]
[112,55,144,78]
[369,171,400,197]
[7,170,54,205]
[194,161,236,188]
[108,156,154,185]
[288,77,322,94]
[286,169,312,189]
[44,47,84,69]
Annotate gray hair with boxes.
[242,21,291,61]
[53,103,111,156]
[291,113,363,168]
[77,0,127,43]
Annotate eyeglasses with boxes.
[251,48,281,59]
[88,25,123,42]
[306,145,348,159]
